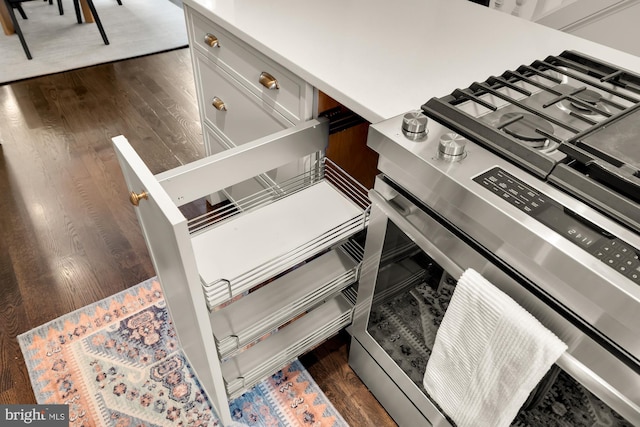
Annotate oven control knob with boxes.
[402,111,429,141]
[438,133,467,161]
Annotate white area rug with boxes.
[0,0,188,84]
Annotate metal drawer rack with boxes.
[193,156,368,310]
[212,239,364,359]
[112,117,370,425]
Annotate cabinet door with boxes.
[111,135,233,425]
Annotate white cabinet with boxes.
[488,0,581,21]
[195,52,291,146]
[532,0,637,30]
[112,6,370,426]
[186,5,318,205]
[490,0,640,57]
[559,1,640,57]
[186,7,314,151]
[113,122,368,425]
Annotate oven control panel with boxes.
[474,167,640,284]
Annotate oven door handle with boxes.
[369,189,465,279]
[371,189,640,425]
[555,353,640,425]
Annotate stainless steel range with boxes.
[349,51,640,426]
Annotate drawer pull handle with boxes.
[259,72,279,90]
[212,96,227,111]
[204,33,220,48]
[129,190,148,206]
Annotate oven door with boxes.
[349,176,639,427]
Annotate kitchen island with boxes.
[168,0,640,425]
[183,0,640,123]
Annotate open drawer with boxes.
[222,292,354,400]
[193,157,369,309]
[112,117,370,425]
[212,239,364,359]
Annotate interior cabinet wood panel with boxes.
[326,121,378,190]
[319,92,379,189]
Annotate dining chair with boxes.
[48,0,62,15]
[23,0,62,16]
[3,0,110,60]
[9,0,63,19]
[11,2,28,19]
[44,0,118,12]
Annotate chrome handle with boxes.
[259,72,279,90]
[204,33,220,48]
[129,190,148,206]
[369,189,464,279]
[555,353,640,425]
[211,96,227,111]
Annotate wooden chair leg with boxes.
[4,0,32,59]
[85,0,109,45]
[57,0,63,15]
[116,0,122,4]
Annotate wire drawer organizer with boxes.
[190,157,370,310]
[211,239,364,359]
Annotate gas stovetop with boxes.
[421,50,640,233]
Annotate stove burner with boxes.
[499,112,554,148]
[573,88,602,105]
[555,84,608,117]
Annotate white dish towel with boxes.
[423,268,567,427]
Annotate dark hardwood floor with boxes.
[0,48,396,426]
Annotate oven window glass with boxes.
[366,220,454,390]
[364,220,634,426]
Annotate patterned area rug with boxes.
[18,277,348,427]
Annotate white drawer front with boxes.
[195,52,290,146]
[187,8,312,123]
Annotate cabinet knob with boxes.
[211,96,227,111]
[259,72,279,90]
[204,33,220,48]
[129,190,148,206]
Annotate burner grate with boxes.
[546,52,640,95]
[421,50,640,232]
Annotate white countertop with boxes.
[183,0,640,123]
